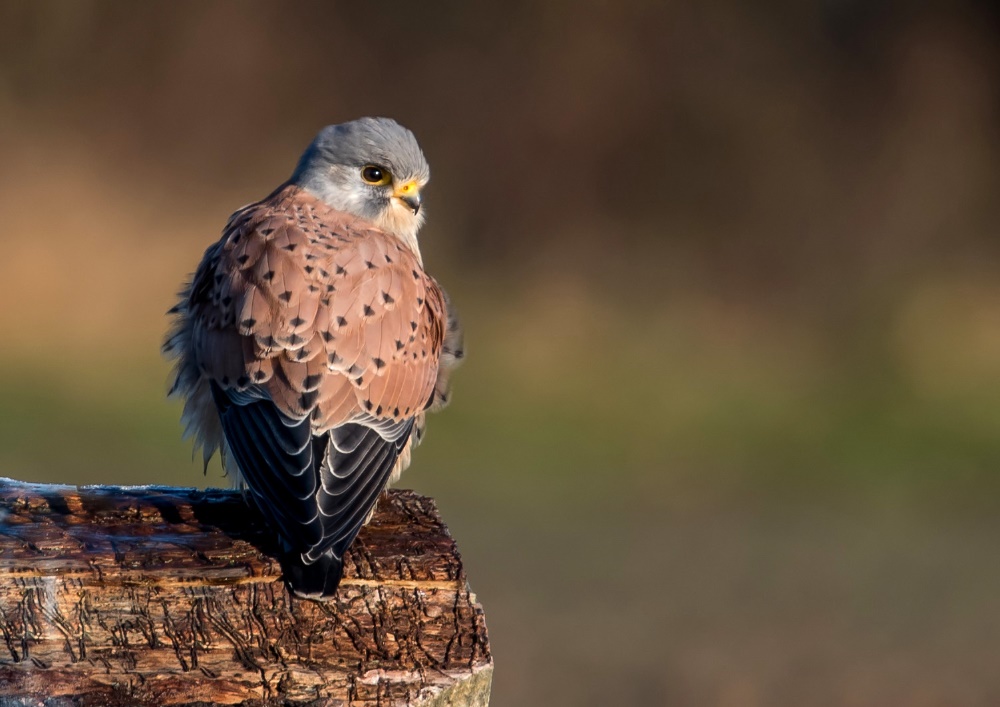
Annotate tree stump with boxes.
[0,477,491,706]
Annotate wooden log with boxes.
[0,477,492,706]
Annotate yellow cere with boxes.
[395,180,419,196]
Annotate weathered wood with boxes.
[0,478,491,706]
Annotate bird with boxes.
[163,117,463,600]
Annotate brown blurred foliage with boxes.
[2,0,997,295]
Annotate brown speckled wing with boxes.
[195,185,445,428]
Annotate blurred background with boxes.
[2,1,1000,704]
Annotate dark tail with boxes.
[281,550,343,601]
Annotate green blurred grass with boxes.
[3,286,999,512]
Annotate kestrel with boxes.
[163,118,463,600]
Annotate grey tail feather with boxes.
[281,550,343,601]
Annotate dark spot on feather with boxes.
[336,316,348,327]
[263,270,275,281]
[336,265,346,275]
[307,284,319,293]
[363,304,375,317]
[347,364,360,376]
[319,269,329,278]
[311,407,321,420]
[305,253,317,261]
[328,351,342,365]
[416,297,423,306]
[261,335,276,348]
[393,407,400,416]
[288,333,304,345]
[412,352,418,360]
[278,290,293,302]
[214,272,224,284]
[320,298,330,306]
[295,348,310,361]
[326,284,335,293]
[372,357,385,369]
[410,321,418,331]
[362,399,373,411]
[303,373,322,389]
[365,260,376,269]
[290,317,306,327]
[412,269,420,279]
[237,375,250,387]
[395,340,404,350]
[385,254,393,263]
[381,291,394,305]
[260,227,274,236]
[320,330,335,342]
[299,390,318,408]
[237,254,250,265]
[221,296,232,307]
[232,233,241,244]
[375,405,383,415]
[254,370,267,381]
[304,265,314,274]
[283,243,297,252]
[240,318,256,330]
[355,376,364,386]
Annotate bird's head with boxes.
[291,117,430,250]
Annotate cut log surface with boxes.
[0,478,491,707]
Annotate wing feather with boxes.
[210,383,324,548]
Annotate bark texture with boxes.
[0,478,491,707]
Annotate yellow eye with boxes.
[361,165,391,186]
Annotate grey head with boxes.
[291,117,431,250]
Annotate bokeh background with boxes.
[2,1,1000,704]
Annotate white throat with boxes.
[373,199,425,264]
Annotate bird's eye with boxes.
[361,165,391,186]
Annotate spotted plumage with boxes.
[164,118,463,600]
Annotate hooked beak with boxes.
[394,181,422,215]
